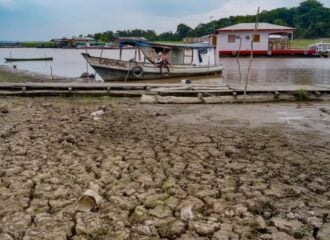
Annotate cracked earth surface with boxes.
[0,98,329,240]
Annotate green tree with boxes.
[296,0,323,14]
[88,0,330,41]
[176,24,192,40]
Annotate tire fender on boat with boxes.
[132,65,144,78]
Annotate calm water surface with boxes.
[0,48,329,85]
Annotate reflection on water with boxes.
[221,58,330,85]
[0,48,329,85]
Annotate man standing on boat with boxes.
[156,51,170,75]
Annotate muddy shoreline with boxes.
[0,96,329,240]
[0,65,92,83]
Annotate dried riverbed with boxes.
[0,97,330,240]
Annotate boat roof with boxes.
[216,23,295,33]
[116,37,214,49]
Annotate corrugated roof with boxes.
[217,23,295,32]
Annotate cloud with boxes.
[0,0,15,9]
[1,0,330,40]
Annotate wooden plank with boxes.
[0,90,144,97]
[141,93,329,104]
[0,82,229,89]
[228,84,330,92]
[0,83,329,98]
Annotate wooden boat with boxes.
[4,57,53,62]
[82,37,223,81]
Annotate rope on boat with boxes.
[124,60,134,82]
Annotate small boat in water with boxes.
[308,42,330,57]
[4,57,53,62]
[82,37,223,81]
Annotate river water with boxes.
[0,48,329,85]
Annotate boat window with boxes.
[184,49,193,64]
[228,35,236,43]
[169,48,184,65]
[198,49,208,63]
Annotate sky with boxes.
[1,0,330,41]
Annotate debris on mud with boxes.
[0,105,9,114]
[75,183,104,212]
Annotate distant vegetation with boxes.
[88,0,330,42]
[21,41,55,48]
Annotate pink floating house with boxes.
[214,23,317,56]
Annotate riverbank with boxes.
[0,97,329,240]
[0,65,90,83]
[0,65,52,82]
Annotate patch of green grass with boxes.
[292,38,330,49]
[20,41,55,48]
[0,69,32,82]
[294,89,310,101]
[154,41,183,44]
[293,226,309,239]
[82,228,108,240]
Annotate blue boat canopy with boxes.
[117,37,152,48]
[116,37,214,49]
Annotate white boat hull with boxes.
[82,53,223,81]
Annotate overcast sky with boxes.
[1,0,329,41]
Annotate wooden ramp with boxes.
[0,82,329,103]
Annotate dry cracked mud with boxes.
[0,97,329,240]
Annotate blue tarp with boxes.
[117,38,213,49]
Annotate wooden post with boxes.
[244,7,260,103]
[85,47,89,75]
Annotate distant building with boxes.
[215,23,295,55]
[0,41,22,48]
[51,37,95,48]
[183,35,211,44]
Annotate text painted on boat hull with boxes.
[99,58,127,68]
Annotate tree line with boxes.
[88,0,330,42]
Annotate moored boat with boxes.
[4,57,53,62]
[82,38,223,81]
[308,42,330,57]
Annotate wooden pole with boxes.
[244,7,260,103]
[236,36,242,84]
[85,46,89,75]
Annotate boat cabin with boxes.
[116,37,219,66]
